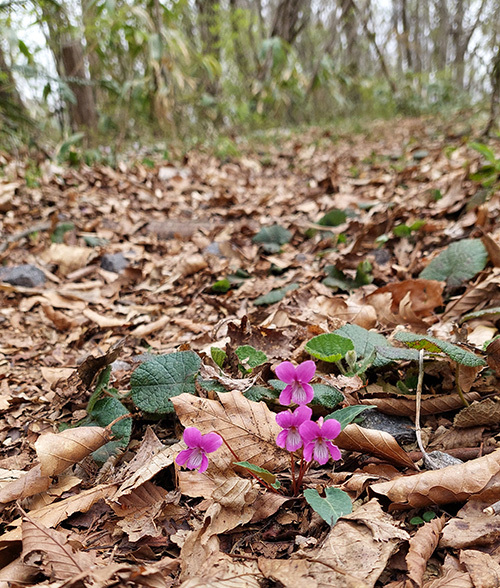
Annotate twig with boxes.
[415,349,426,456]
[0,221,52,253]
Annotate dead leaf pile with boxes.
[2,117,500,586]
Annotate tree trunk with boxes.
[400,0,412,70]
[38,0,97,134]
[436,0,449,70]
[270,0,308,45]
[484,47,500,136]
[196,0,220,96]
[0,44,32,132]
[61,40,97,131]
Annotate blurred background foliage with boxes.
[1,0,500,154]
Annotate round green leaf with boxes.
[305,333,354,362]
[130,351,201,414]
[419,239,488,287]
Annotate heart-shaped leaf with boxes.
[304,487,352,526]
[130,351,201,414]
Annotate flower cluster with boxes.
[274,360,341,467]
[174,359,341,497]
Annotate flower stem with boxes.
[290,452,296,495]
[294,457,312,495]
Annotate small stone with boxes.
[373,248,391,266]
[100,253,129,273]
[1,264,46,287]
[360,410,416,444]
[204,242,225,257]
[111,360,131,372]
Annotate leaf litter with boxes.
[2,118,500,586]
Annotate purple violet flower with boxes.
[299,417,342,465]
[276,405,313,451]
[275,360,316,406]
[175,427,223,473]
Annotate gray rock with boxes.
[360,410,416,444]
[101,253,129,273]
[204,242,226,257]
[1,264,46,287]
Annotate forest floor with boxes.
[1,115,500,587]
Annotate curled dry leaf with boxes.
[35,426,111,477]
[454,398,500,428]
[0,484,118,544]
[359,392,481,417]
[366,279,444,317]
[371,448,500,510]
[406,516,445,588]
[22,517,97,580]
[337,424,417,470]
[0,465,51,505]
[486,337,500,376]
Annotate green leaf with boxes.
[305,333,354,362]
[211,278,231,293]
[393,224,412,238]
[412,149,429,161]
[197,378,227,394]
[423,511,436,522]
[253,225,292,246]
[354,260,372,286]
[326,405,375,430]
[83,235,108,247]
[51,222,75,243]
[269,379,286,391]
[460,306,500,323]
[304,487,352,526]
[375,346,421,362]
[233,461,280,488]
[235,345,267,368]
[87,397,132,464]
[419,239,488,287]
[470,142,498,164]
[323,262,372,291]
[317,209,346,227]
[334,324,391,367]
[410,516,425,525]
[86,365,112,413]
[244,385,280,402]
[210,347,227,369]
[253,283,299,306]
[395,332,486,366]
[130,351,201,414]
[310,384,344,409]
[323,266,352,291]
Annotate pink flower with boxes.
[276,405,313,451]
[175,427,223,473]
[299,417,341,465]
[275,360,316,405]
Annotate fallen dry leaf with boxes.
[172,391,290,474]
[406,516,445,587]
[371,449,500,509]
[35,426,111,477]
[22,517,97,580]
[337,424,417,470]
